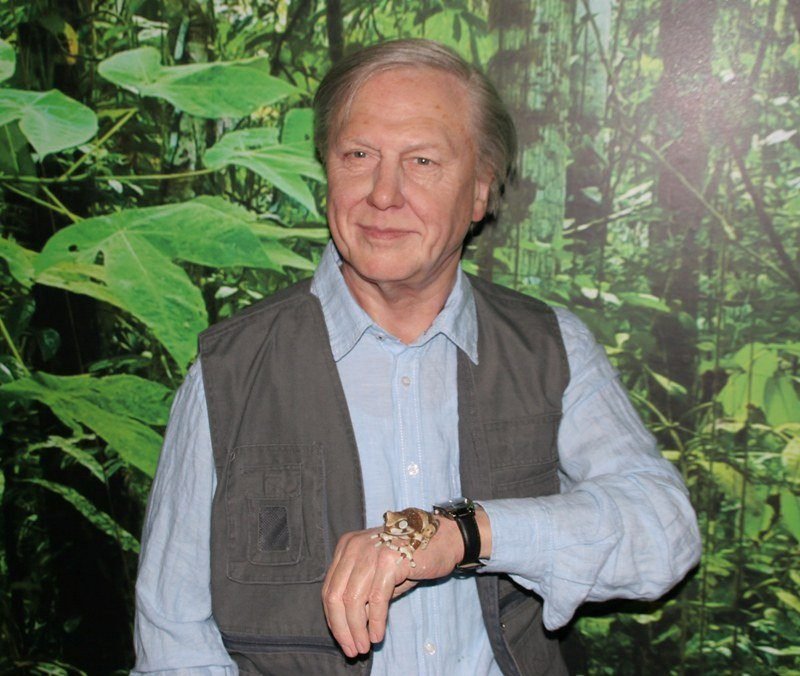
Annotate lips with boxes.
[358,224,413,240]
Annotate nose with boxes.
[367,160,405,210]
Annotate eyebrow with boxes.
[336,137,455,155]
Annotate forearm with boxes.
[479,463,700,630]
[133,361,237,674]
[474,307,701,630]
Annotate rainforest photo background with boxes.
[0,0,798,673]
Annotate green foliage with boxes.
[0,38,14,82]
[0,89,98,157]
[27,478,140,553]
[0,0,797,673]
[0,39,97,157]
[34,197,314,367]
[2,372,171,476]
[98,47,300,118]
[206,128,324,213]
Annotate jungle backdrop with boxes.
[0,0,798,673]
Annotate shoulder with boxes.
[551,306,597,352]
[466,273,553,315]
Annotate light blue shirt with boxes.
[133,242,701,674]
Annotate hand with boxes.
[321,519,463,657]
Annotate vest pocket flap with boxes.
[225,444,327,584]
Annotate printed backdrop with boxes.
[0,0,798,673]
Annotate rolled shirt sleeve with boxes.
[479,307,702,630]
[132,361,237,675]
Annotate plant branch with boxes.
[731,150,800,294]
[100,168,216,181]
[629,135,794,286]
[40,186,80,223]
[59,108,138,180]
[3,184,78,221]
[0,167,216,184]
[0,316,30,377]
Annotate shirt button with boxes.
[401,375,411,387]
[424,641,436,655]
[406,463,419,477]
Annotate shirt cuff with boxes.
[476,498,551,582]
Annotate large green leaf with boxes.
[30,435,106,482]
[282,107,314,145]
[98,47,298,118]
[206,127,324,214]
[764,375,800,426]
[37,231,205,369]
[783,437,800,481]
[710,462,772,539]
[0,236,35,287]
[34,197,314,365]
[2,372,171,476]
[0,88,97,157]
[780,489,800,543]
[617,292,670,313]
[0,39,14,83]
[27,478,140,553]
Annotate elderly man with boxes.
[134,39,701,675]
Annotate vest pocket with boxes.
[225,444,327,583]
[484,415,561,498]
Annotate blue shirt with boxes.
[133,242,701,674]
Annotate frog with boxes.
[371,507,439,567]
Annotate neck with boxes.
[340,265,458,344]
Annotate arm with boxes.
[478,307,702,630]
[132,361,237,675]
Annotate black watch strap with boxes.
[453,509,482,570]
[433,498,483,570]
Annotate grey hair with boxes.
[313,38,517,219]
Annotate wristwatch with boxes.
[433,497,484,570]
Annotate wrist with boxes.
[433,497,487,570]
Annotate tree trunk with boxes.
[480,0,574,289]
[566,0,612,266]
[327,0,345,63]
[650,0,716,410]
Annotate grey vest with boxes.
[199,275,570,675]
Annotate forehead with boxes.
[333,66,475,143]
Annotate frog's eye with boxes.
[398,520,408,529]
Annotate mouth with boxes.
[359,224,413,240]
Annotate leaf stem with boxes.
[0,315,30,377]
[40,185,80,223]
[0,167,216,183]
[100,168,216,181]
[59,108,138,180]
[3,183,78,220]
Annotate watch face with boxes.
[434,497,474,517]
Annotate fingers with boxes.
[366,563,397,643]
[321,530,404,657]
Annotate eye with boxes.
[414,157,432,166]
[348,150,368,159]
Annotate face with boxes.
[325,67,491,294]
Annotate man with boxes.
[134,39,701,675]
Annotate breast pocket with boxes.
[224,444,327,584]
[484,414,561,498]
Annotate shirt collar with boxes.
[310,241,479,364]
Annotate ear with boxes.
[472,171,492,222]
